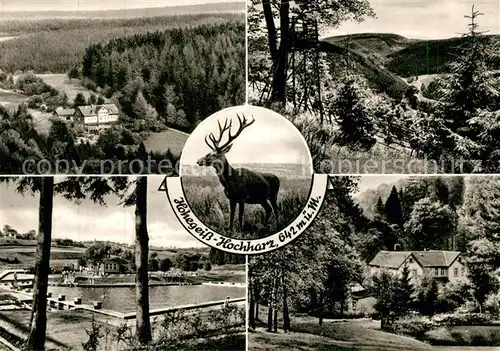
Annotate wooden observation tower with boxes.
[259,14,325,122]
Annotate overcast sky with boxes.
[324,0,500,39]
[181,106,312,174]
[0,176,199,248]
[0,0,236,12]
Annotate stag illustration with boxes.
[197,114,280,232]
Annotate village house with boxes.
[97,256,132,275]
[53,108,75,123]
[73,104,119,132]
[368,249,467,283]
[53,104,119,132]
[343,250,468,316]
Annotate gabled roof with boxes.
[76,104,118,117]
[412,250,461,268]
[76,105,96,117]
[369,250,462,269]
[54,108,75,116]
[369,251,411,269]
[101,104,119,114]
[104,256,130,265]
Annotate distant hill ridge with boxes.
[181,163,313,177]
[323,32,500,97]
[0,2,245,20]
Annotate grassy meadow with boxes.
[248,306,441,351]
[0,241,85,269]
[144,128,188,156]
[38,74,95,101]
[181,175,312,239]
[0,89,28,107]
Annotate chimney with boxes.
[394,244,401,251]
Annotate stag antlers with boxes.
[205,113,255,152]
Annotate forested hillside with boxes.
[81,22,245,131]
[0,13,243,73]
[325,33,500,77]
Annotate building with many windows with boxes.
[54,104,119,132]
[368,249,467,283]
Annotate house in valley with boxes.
[53,104,119,132]
[368,249,467,283]
[97,256,131,275]
[53,108,75,123]
[73,104,119,132]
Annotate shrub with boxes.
[391,315,438,339]
[286,112,334,173]
[155,305,245,346]
[436,278,470,313]
[82,318,103,351]
[432,312,494,326]
[450,326,500,346]
[15,73,55,96]
[425,327,456,346]
[27,95,44,109]
[484,292,500,316]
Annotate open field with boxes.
[181,175,312,239]
[250,313,500,351]
[29,109,54,135]
[0,245,85,267]
[38,74,95,102]
[144,128,189,156]
[250,318,434,351]
[0,89,27,107]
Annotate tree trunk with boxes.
[255,300,259,320]
[270,0,290,105]
[255,283,260,320]
[249,278,255,330]
[318,294,324,326]
[261,0,278,61]
[273,274,279,332]
[282,277,290,332]
[26,177,54,351]
[135,176,152,344]
[273,308,278,332]
[267,305,273,332]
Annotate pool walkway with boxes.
[2,285,245,320]
[201,282,246,287]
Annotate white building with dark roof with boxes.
[73,104,119,132]
[368,250,467,283]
